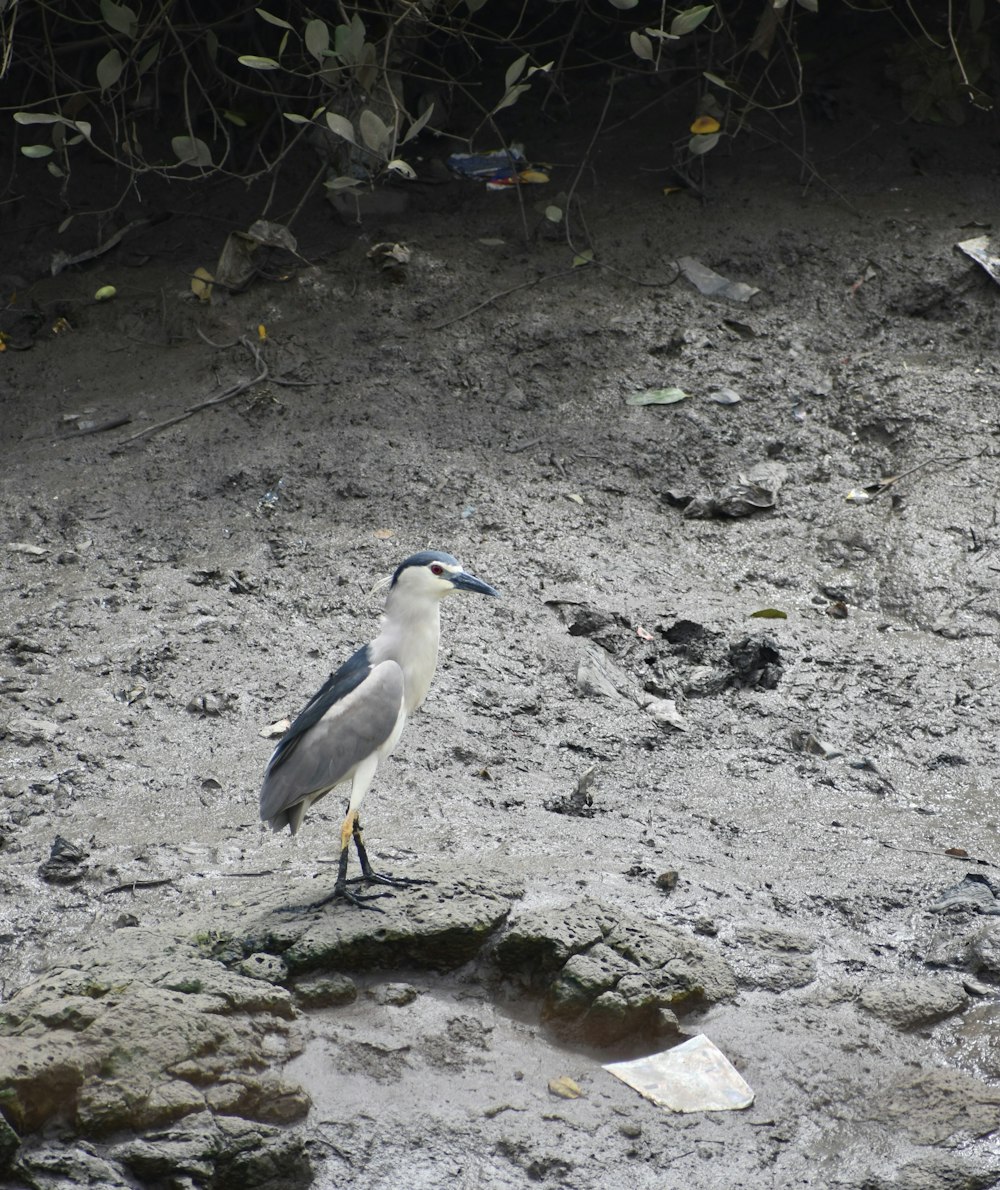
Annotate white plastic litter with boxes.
[604,1033,754,1113]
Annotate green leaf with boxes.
[335,14,365,64]
[466,0,489,10]
[795,0,817,10]
[703,70,734,91]
[627,387,689,405]
[305,18,330,62]
[749,608,787,619]
[359,108,390,153]
[100,0,138,38]
[97,47,124,92]
[573,249,595,267]
[238,55,281,70]
[14,111,63,125]
[630,31,654,61]
[205,30,219,61]
[670,4,714,35]
[401,101,435,144]
[222,110,247,127]
[283,112,311,124]
[544,205,563,223]
[607,0,639,9]
[324,175,363,191]
[20,144,53,158]
[255,8,293,30]
[325,112,355,143]
[688,131,720,155]
[137,41,160,77]
[171,135,213,166]
[387,158,416,179]
[493,83,530,114]
[47,161,65,178]
[505,53,528,92]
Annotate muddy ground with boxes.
[2,79,1000,1189]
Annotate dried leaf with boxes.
[190,267,214,303]
[548,1076,583,1099]
[749,608,787,619]
[627,387,689,406]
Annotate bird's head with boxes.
[390,550,500,601]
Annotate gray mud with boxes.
[2,98,1000,1189]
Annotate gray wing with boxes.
[260,660,404,830]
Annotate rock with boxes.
[112,1111,313,1189]
[546,944,636,1015]
[238,953,289,984]
[0,1113,19,1174]
[16,1142,135,1188]
[0,928,302,1139]
[867,1068,1000,1146]
[859,976,967,1029]
[263,862,520,974]
[369,982,419,1006]
[859,1153,1000,1190]
[501,904,734,1045]
[730,926,817,992]
[970,922,1000,976]
[293,973,357,1008]
[492,904,608,975]
[4,715,60,745]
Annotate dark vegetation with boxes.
[1,0,995,231]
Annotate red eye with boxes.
[430,563,444,576]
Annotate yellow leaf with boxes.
[690,115,721,134]
[257,323,267,341]
[518,169,549,184]
[663,185,683,195]
[191,267,214,303]
[548,1076,583,1099]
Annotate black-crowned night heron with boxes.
[260,550,499,909]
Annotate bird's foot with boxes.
[279,884,392,913]
[349,869,435,890]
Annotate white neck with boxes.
[372,586,442,712]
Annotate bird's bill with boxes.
[450,570,500,598]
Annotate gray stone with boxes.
[369,981,419,1006]
[237,952,289,984]
[859,976,968,1029]
[293,973,357,1008]
[493,904,607,975]
[17,1142,135,1189]
[866,1068,1000,1145]
[113,1111,313,1189]
[970,922,1000,977]
[0,929,303,1139]
[267,862,520,974]
[731,926,817,992]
